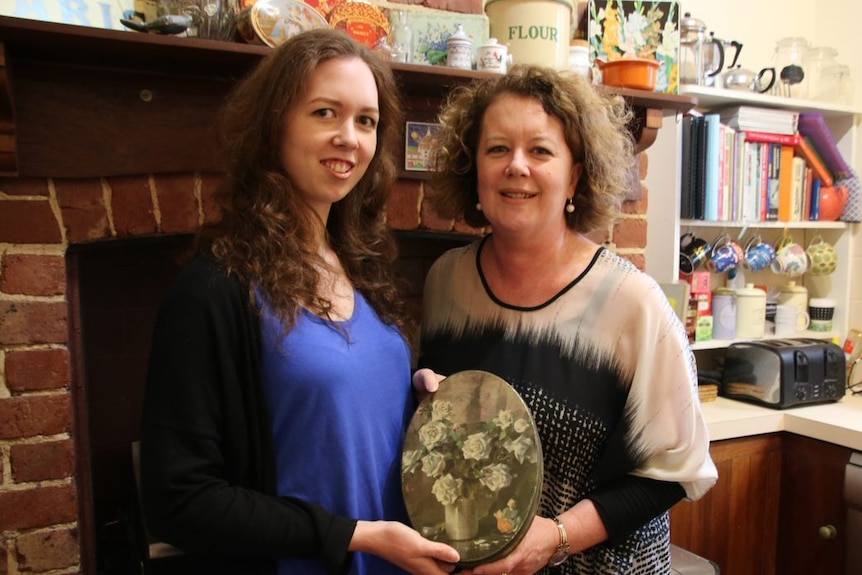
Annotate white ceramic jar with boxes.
[446,24,473,70]
[777,280,808,317]
[735,283,766,339]
[568,39,592,80]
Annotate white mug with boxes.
[477,38,513,73]
[774,304,810,336]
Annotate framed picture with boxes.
[586,0,681,94]
[404,121,442,172]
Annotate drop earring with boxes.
[565,198,575,213]
[476,201,483,211]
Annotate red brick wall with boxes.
[0,164,648,574]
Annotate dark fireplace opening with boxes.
[69,234,195,575]
[67,231,471,574]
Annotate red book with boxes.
[743,130,800,146]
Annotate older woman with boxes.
[416,66,717,574]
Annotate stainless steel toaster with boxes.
[720,338,846,409]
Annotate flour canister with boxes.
[735,283,766,339]
[484,0,573,70]
[712,287,736,340]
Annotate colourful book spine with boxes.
[703,114,721,221]
[743,130,800,146]
[777,144,795,222]
[794,135,834,187]
[798,112,853,180]
[809,178,823,221]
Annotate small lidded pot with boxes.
[568,39,592,80]
[446,23,473,70]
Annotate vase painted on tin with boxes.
[444,498,479,540]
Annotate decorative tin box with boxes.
[585,0,680,94]
[402,370,543,567]
[376,0,489,66]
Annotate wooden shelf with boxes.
[0,15,695,178]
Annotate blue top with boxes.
[260,290,414,575]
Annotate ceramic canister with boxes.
[735,283,766,339]
[484,0,572,70]
[446,24,474,70]
[712,287,736,340]
[777,280,808,317]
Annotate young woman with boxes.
[140,29,459,575]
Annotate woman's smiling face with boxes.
[475,93,581,238]
[280,55,380,220]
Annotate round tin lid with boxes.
[246,0,329,47]
[402,370,543,568]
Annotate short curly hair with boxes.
[429,64,635,233]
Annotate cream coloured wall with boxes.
[679,0,862,336]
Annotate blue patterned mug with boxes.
[743,235,776,272]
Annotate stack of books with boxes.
[679,107,858,223]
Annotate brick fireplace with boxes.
[0,15,664,575]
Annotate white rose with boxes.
[479,463,512,492]
[431,400,454,421]
[494,409,514,430]
[432,473,463,505]
[513,418,529,433]
[418,420,449,450]
[421,451,447,478]
[462,432,493,461]
[504,435,537,464]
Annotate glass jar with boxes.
[820,63,853,106]
[772,36,810,98]
[388,9,413,64]
[804,46,838,101]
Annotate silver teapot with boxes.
[719,65,776,93]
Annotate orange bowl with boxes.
[597,58,660,91]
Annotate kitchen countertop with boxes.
[703,391,862,451]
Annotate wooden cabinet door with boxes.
[670,434,782,575]
[777,433,851,575]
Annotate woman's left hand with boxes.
[469,516,557,575]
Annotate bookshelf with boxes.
[644,87,858,350]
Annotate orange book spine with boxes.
[777,144,795,222]
[795,136,834,187]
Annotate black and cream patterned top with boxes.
[419,240,717,574]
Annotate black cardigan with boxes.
[140,255,356,574]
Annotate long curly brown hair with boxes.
[430,65,634,233]
[204,29,410,336]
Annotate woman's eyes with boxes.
[312,109,377,129]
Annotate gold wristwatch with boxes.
[547,516,570,567]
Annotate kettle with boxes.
[679,13,724,86]
[720,65,776,93]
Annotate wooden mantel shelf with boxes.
[0,15,695,178]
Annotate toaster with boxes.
[720,338,846,409]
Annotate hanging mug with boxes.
[679,232,712,275]
[805,233,838,276]
[772,235,810,276]
[707,234,740,273]
[742,235,776,272]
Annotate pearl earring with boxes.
[565,198,575,213]
[476,202,483,211]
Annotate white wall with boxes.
[678,0,862,336]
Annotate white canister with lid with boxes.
[777,280,808,316]
[712,287,736,340]
[446,24,474,70]
[735,283,766,339]
[568,39,592,80]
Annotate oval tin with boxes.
[402,370,543,567]
[237,0,329,47]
